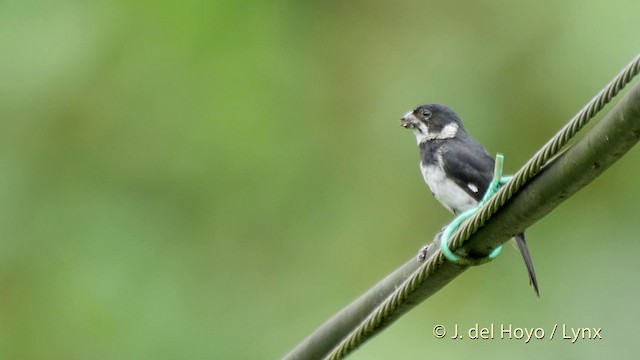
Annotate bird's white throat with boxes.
[415,123,459,144]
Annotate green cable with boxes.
[439,154,506,265]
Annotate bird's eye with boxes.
[421,109,431,118]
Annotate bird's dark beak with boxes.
[400,111,417,128]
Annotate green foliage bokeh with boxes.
[1,1,640,359]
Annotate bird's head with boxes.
[400,103,465,143]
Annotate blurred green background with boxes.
[1,0,640,359]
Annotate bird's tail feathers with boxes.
[514,233,540,297]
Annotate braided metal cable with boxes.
[326,252,448,360]
[450,54,640,248]
[324,54,640,360]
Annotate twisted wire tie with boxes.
[439,154,508,265]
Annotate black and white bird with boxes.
[400,103,539,296]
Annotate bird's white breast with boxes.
[420,162,478,214]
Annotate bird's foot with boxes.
[416,244,430,262]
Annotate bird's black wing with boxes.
[441,139,494,202]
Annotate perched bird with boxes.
[400,103,539,296]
